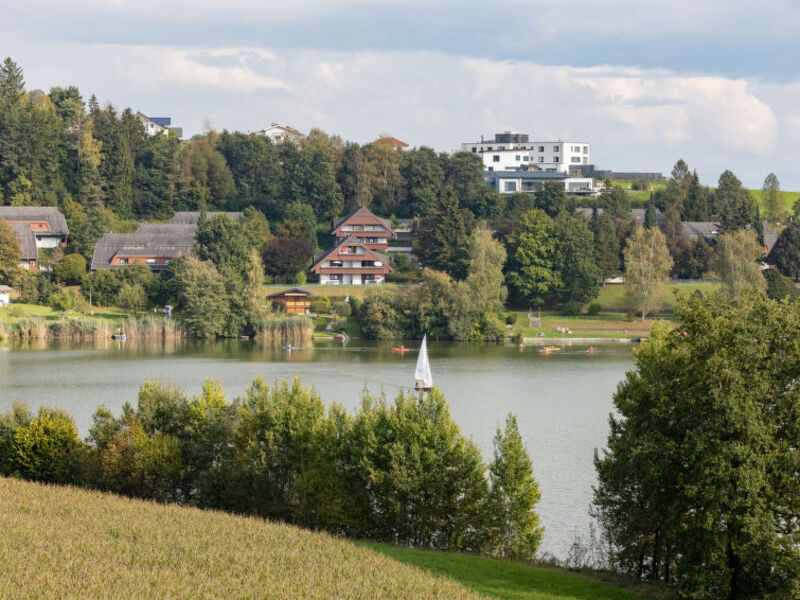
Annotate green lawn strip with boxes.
[0,303,133,322]
[363,543,663,600]
[263,283,404,300]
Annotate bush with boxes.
[290,271,307,284]
[48,290,73,313]
[586,302,602,316]
[8,406,83,484]
[6,304,26,318]
[392,254,411,270]
[561,301,583,316]
[53,254,86,284]
[310,295,331,314]
[331,301,351,317]
[505,313,518,325]
[116,282,146,311]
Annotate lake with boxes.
[0,338,634,559]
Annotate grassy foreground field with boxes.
[0,477,477,599]
[0,477,670,600]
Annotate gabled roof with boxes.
[682,221,720,241]
[310,236,394,273]
[170,211,243,225]
[574,207,665,227]
[371,136,409,150]
[762,220,778,252]
[10,223,38,260]
[332,207,393,234]
[90,224,197,270]
[266,287,313,299]
[0,206,69,236]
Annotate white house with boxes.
[485,170,596,195]
[254,123,304,145]
[137,113,182,138]
[461,132,589,173]
[0,285,11,307]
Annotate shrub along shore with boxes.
[0,314,185,341]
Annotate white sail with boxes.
[414,334,433,388]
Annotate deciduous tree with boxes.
[623,227,672,320]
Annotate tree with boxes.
[0,57,25,105]
[713,230,766,298]
[486,414,544,560]
[445,152,492,217]
[0,217,22,285]
[239,206,272,254]
[116,282,146,311]
[714,170,755,232]
[597,180,631,219]
[762,172,785,223]
[464,226,507,313]
[594,293,800,598]
[414,187,474,280]
[195,213,251,279]
[623,227,673,320]
[644,202,657,229]
[551,212,600,303]
[591,209,620,284]
[767,224,800,279]
[504,210,558,305]
[683,170,710,221]
[402,146,444,216]
[764,268,800,302]
[53,253,86,284]
[262,237,312,282]
[172,257,229,338]
[535,181,567,217]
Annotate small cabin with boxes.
[267,288,312,314]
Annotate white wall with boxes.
[477,141,590,173]
[35,236,60,249]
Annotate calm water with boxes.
[0,338,634,558]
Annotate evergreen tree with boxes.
[761,172,785,223]
[0,57,24,105]
[644,202,657,229]
[535,181,567,217]
[591,210,620,284]
[402,146,444,217]
[414,187,474,280]
[504,209,559,305]
[487,414,544,560]
[682,170,709,221]
[552,212,600,303]
[597,180,631,219]
[714,170,755,232]
[767,224,800,280]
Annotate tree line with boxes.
[0,378,543,561]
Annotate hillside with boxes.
[0,477,668,600]
[0,477,477,600]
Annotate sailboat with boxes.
[414,334,433,392]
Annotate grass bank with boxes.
[366,543,675,600]
[263,283,404,300]
[0,477,478,600]
[0,477,670,600]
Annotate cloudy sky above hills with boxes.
[4,0,799,188]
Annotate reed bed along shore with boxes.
[253,315,314,346]
[0,315,186,341]
[0,477,478,600]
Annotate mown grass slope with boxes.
[366,544,675,600]
[0,477,479,599]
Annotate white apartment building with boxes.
[485,171,596,195]
[461,132,589,173]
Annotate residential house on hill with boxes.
[91,224,196,271]
[311,236,393,285]
[137,113,182,138]
[332,207,394,251]
[0,206,69,249]
[11,223,39,271]
[169,211,243,225]
[254,123,304,145]
[371,136,409,151]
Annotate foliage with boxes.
[586,302,602,316]
[171,257,228,338]
[332,300,351,317]
[591,209,621,283]
[561,301,583,316]
[0,217,22,285]
[762,172,786,223]
[597,181,631,219]
[623,227,672,321]
[116,282,146,311]
[712,229,766,298]
[263,236,312,282]
[552,213,600,303]
[52,253,86,284]
[767,224,800,280]
[764,268,800,302]
[486,414,544,560]
[505,210,558,305]
[414,187,475,279]
[594,293,800,598]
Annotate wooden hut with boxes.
[266,288,312,314]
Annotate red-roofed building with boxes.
[310,236,393,285]
[331,207,394,251]
[371,136,409,151]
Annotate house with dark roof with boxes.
[91,224,197,271]
[137,112,182,138]
[266,288,312,314]
[169,211,243,225]
[11,223,39,271]
[0,206,69,250]
[311,236,393,285]
[331,207,394,251]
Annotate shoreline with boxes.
[522,337,644,344]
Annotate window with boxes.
[571,157,581,163]
[553,146,560,152]
[523,156,530,161]
[329,274,341,280]
[504,181,517,192]
[146,258,156,265]
[515,155,520,161]
[538,157,544,163]
[487,146,493,151]
[583,146,588,154]
[538,146,544,152]
[331,260,343,267]
[363,274,376,282]
[487,166,494,172]
[471,147,477,153]
[119,258,128,265]
[554,156,560,163]
[493,155,500,162]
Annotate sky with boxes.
[3,0,800,188]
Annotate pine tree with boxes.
[0,217,23,284]
[0,57,24,105]
[487,414,544,560]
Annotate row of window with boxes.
[328,260,383,268]
[118,257,169,265]
[471,145,589,154]
[492,155,559,163]
[328,274,377,281]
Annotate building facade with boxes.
[90,224,197,271]
[311,237,393,285]
[461,132,589,173]
[0,206,69,270]
[254,123,304,145]
[137,113,182,138]
[331,207,394,252]
[485,170,596,195]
